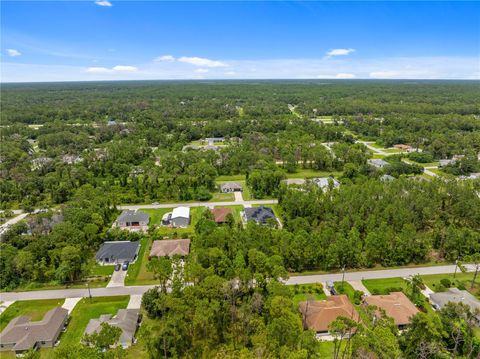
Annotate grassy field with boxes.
[291,283,327,306]
[284,169,342,179]
[0,298,65,331]
[362,277,408,295]
[57,296,129,347]
[216,174,246,181]
[143,208,172,226]
[334,281,357,302]
[210,192,235,201]
[125,236,151,285]
[421,272,479,297]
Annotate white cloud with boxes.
[369,71,400,78]
[178,56,227,68]
[85,65,137,73]
[194,68,209,73]
[94,0,112,7]
[224,71,237,76]
[326,48,355,57]
[335,73,356,79]
[154,55,175,62]
[6,49,21,57]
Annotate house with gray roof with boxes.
[84,309,140,349]
[220,182,243,193]
[430,288,480,321]
[311,177,340,192]
[243,206,277,225]
[95,241,140,265]
[368,159,389,169]
[114,210,149,232]
[0,307,68,354]
[380,174,395,182]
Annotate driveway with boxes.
[62,297,82,314]
[234,191,243,202]
[348,280,371,295]
[107,269,127,287]
[127,295,142,309]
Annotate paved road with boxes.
[1,264,473,302]
[0,213,29,236]
[119,199,278,210]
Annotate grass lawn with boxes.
[362,277,408,295]
[284,169,342,179]
[421,272,479,297]
[334,282,357,302]
[291,283,327,306]
[216,174,246,181]
[210,192,235,202]
[383,148,403,154]
[0,299,65,331]
[372,153,386,159]
[125,236,154,286]
[143,208,173,226]
[58,296,129,347]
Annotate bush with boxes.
[440,278,451,288]
[408,152,434,163]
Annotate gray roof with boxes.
[116,210,149,223]
[312,177,340,190]
[220,182,242,190]
[84,309,139,347]
[380,174,395,182]
[0,307,68,351]
[368,159,389,168]
[244,206,276,224]
[430,288,480,314]
[95,241,140,262]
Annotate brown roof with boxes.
[364,292,419,326]
[149,239,190,257]
[299,295,360,333]
[0,307,68,351]
[210,207,233,223]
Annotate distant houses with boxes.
[95,241,140,265]
[368,159,389,169]
[162,206,190,228]
[243,206,277,225]
[363,292,419,329]
[311,177,340,192]
[113,210,149,232]
[84,309,140,349]
[149,239,191,258]
[220,182,243,193]
[0,307,68,354]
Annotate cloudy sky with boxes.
[1,1,479,82]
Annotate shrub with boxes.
[440,278,451,288]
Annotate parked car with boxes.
[122,261,129,271]
[114,263,121,271]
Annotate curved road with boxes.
[1,264,473,302]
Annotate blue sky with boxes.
[1,1,479,82]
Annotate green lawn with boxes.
[210,192,235,202]
[362,277,408,295]
[216,174,246,181]
[89,262,115,276]
[125,236,153,286]
[58,296,129,347]
[372,153,386,159]
[143,208,172,226]
[334,281,357,302]
[383,148,403,153]
[421,272,479,297]
[0,298,65,331]
[284,169,342,179]
[291,283,327,306]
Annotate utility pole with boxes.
[454,259,458,279]
[341,266,346,288]
[86,282,92,303]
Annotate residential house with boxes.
[393,144,413,152]
[368,159,389,169]
[95,241,140,265]
[205,137,225,145]
[430,288,480,321]
[243,206,277,225]
[149,239,191,258]
[0,307,68,354]
[166,207,190,228]
[380,174,395,182]
[62,154,83,165]
[220,182,243,193]
[363,292,419,328]
[311,177,340,192]
[299,295,361,336]
[84,309,140,349]
[114,210,149,232]
[439,159,455,168]
[210,207,233,224]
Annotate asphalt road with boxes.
[118,199,278,210]
[1,264,473,302]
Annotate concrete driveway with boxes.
[107,269,127,287]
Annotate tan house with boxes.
[0,307,68,354]
[210,207,233,224]
[364,292,419,328]
[299,295,360,335]
[149,239,191,258]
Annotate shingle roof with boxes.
[430,288,480,314]
[116,210,149,223]
[149,239,191,257]
[95,241,140,262]
[312,177,340,190]
[172,206,190,219]
[299,295,360,333]
[0,307,68,351]
[220,182,242,191]
[244,206,276,224]
[84,309,139,347]
[368,159,389,168]
[364,292,419,326]
[210,208,233,223]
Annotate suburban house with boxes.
[205,137,224,145]
[220,182,243,193]
[363,292,419,328]
[439,159,455,167]
[149,239,191,258]
[243,206,277,225]
[393,144,413,152]
[368,159,389,168]
[380,174,395,182]
[299,295,361,336]
[95,241,140,265]
[162,207,190,228]
[113,210,149,232]
[210,207,233,224]
[430,288,480,321]
[0,307,68,354]
[311,177,340,192]
[62,154,83,165]
[84,309,140,349]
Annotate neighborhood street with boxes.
[119,199,278,210]
[1,264,473,302]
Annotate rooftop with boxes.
[244,206,276,224]
[210,207,233,223]
[85,309,139,348]
[116,210,149,223]
[364,292,419,326]
[149,239,191,257]
[172,206,190,219]
[430,288,480,314]
[95,241,140,262]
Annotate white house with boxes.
[171,207,190,228]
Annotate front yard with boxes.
[362,277,408,295]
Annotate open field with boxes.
[291,283,327,306]
[0,298,65,331]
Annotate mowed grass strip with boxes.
[0,298,65,331]
[125,236,150,286]
[362,277,408,295]
[58,296,129,347]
